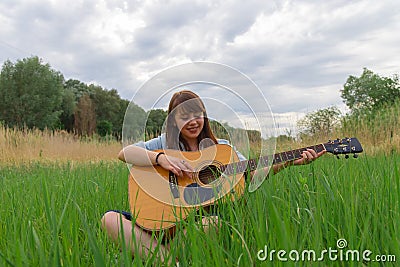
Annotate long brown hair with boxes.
[165,90,218,150]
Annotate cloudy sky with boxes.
[1,0,399,134]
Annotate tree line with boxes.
[1,56,399,140]
[0,56,166,139]
[297,68,400,138]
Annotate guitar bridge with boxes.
[169,171,180,198]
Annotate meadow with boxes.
[0,101,399,266]
[0,125,121,164]
[0,149,399,266]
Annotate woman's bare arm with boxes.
[118,145,159,166]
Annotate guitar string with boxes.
[196,144,325,184]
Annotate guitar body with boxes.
[128,144,245,233]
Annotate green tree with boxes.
[0,56,64,129]
[64,79,91,101]
[61,79,92,131]
[122,102,147,144]
[59,88,76,131]
[89,85,128,138]
[62,80,131,138]
[297,106,342,137]
[146,109,167,138]
[341,68,400,114]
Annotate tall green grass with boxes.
[1,154,399,266]
[0,161,129,266]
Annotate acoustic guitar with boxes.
[129,137,363,233]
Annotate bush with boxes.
[97,120,113,137]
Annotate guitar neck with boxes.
[221,143,326,175]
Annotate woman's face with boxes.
[174,110,204,142]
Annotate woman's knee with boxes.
[101,211,121,230]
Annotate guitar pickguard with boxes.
[183,182,223,205]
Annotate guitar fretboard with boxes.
[221,143,326,175]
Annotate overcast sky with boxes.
[1,0,399,134]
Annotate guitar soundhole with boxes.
[198,165,221,185]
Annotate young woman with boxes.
[101,90,325,262]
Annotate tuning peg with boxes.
[345,154,349,159]
[353,154,358,158]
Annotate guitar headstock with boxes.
[324,137,363,158]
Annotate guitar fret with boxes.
[293,149,302,159]
[274,154,282,164]
[239,161,247,173]
[281,152,288,162]
[249,159,257,171]
[220,165,226,173]
[316,144,324,153]
[259,155,269,167]
[226,162,236,175]
[286,150,295,161]
[227,163,233,175]
[236,163,241,173]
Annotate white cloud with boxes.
[1,0,400,133]
[81,1,145,54]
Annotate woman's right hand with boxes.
[157,153,194,178]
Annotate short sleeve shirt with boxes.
[133,133,247,161]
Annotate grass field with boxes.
[0,125,121,164]
[1,151,398,266]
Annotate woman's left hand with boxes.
[292,148,326,166]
